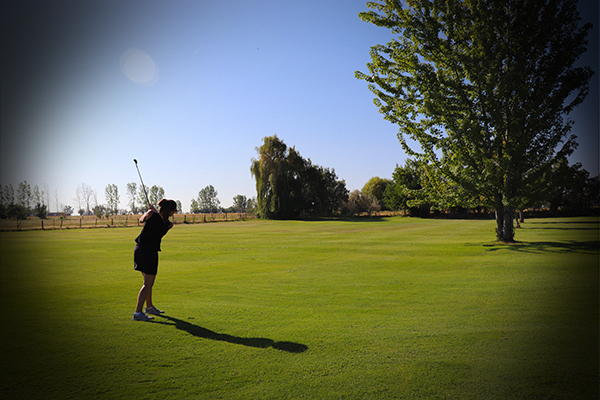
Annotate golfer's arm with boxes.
[139,210,153,223]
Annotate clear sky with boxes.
[2,0,598,212]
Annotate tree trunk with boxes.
[495,195,504,241]
[503,205,514,242]
[495,195,515,242]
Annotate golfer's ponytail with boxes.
[158,199,177,220]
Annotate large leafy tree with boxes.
[251,135,312,219]
[317,166,349,216]
[357,0,593,242]
[251,135,291,218]
[251,135,348,219]
[545,158,593,213]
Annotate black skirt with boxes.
[134,244,159,275]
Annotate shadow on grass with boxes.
[525,220,599,231]
[152,315,308,353]
[482,240,599,253]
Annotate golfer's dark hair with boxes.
[158,199,177,214]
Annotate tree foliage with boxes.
[126,182,138,214]
[197,185,221,213]
[63,205,74,216]
[362,177,392,209]
[1,184,15,206]
[0,182,46,219]
[190,198,200,214]
[33,185,45,210]
[346,190,381,216]
[544,158,596,213]
[383,160,425,215]
[149,185,165,208]
[232,195,249,213]
[6,204,30,220]
[34,203,47,219]
[104,184,119,215]
[17,181,32,209]
[251,135,348,219]
[136,184,164,208]
[382,158,597,217]
[93,204,107,219]
[357,0,593,241]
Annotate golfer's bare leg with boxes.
[145,283,154,309]
[135,273,155,313]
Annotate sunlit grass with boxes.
[1,217,597,399]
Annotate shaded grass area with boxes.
[1,217,598,399]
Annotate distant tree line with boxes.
[228,194,256,214]
[251,135,349,219]
[103,182,177,216]
[189,187,256,214]
[0,181,50,219]
[1,178,257,219]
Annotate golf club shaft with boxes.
[134,160,151,206]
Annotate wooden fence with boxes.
[0,213,255,232]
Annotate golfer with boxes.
[133,198,177,321]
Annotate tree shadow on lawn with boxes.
[482,240,599,253]
[151,315,308,353]
[525,220,599,231]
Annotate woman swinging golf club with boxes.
[133,198,177,321]
[131,159,177,321]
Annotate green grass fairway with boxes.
[1,217,598,399]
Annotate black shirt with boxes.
[135,212,170,252]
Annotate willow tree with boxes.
[251,135,349,219]
[251,135,305,219]
[356,0,593,242]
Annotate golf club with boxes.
[133,159,151,206]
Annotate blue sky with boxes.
[2,0,598,212]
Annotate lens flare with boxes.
[120,49,159,86]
